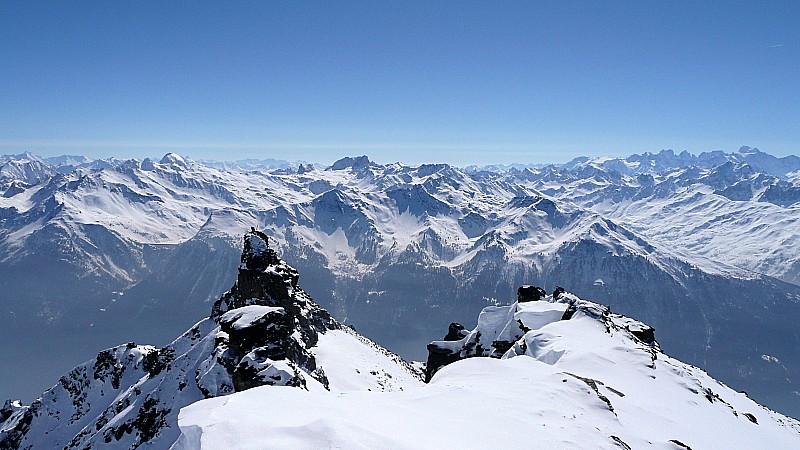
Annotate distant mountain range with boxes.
[1,147,799,419]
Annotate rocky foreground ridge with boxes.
[174,272,800,449]
[0,231,421,449]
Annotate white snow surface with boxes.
[219,305,285,330]
[0,315,422,449]
[175,295,800,449]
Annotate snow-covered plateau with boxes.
[2,147,800,421]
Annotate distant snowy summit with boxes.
[3,231,799,449]
[558,146,800,179]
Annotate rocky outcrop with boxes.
[517,285,547,302]
[425,285,661,381]
[0,231,420,449]
[205,230,338,392]
[330,155,372,171]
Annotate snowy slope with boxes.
[174,288,800,450]
[514,161,800,285]
[0,153,56,189]
[0,232,421,449]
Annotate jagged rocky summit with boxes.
[0,231,422,449]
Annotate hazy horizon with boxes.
[1,144,791,168]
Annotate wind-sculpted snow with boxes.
[2,151,800,419]
[173,288,800,450]
[0,231,422,449]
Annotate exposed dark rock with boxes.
[219,308,291,358]
[566,372,615,415]
[209,230,339,391]
[668,439,693,450]
[2,181,26,198]
[628,325,656,345]
[517,285,547,302]
[610,435,632,450]
[0,405,33,450]
[142,347,175,377]
[743,412,758,424]
[704,387,718,403]
[331,155,372,171]
[103,395,171,445]
[93,349,125,389]
[444,323,467,341]
[561,303,578,320]
[491,340,514,354]
[424,343,460,383]
[0,400,24,426]
[552,286,566,299]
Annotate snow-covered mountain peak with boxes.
[425,286,658,380]
[159,152,189,168]
[329,155,373,171]
[559,147,800,179]
[0,153,56,189]
[237,229,280,272]
[3,149,800,420]
[210,230,317,337]
[412,287,800,449]
[0,231,422,448]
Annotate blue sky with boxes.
[1,1,798,165]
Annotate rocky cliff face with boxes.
[0,231,421,449]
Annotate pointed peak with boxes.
[241,229,280,272]
[141,158,156,171]
[159,152,188,167]
[211,229,301,320]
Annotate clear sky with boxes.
[1,1,798,165]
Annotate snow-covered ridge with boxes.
[0,231,421,449]
[173,284,800,449]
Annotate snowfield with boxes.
[175,295,800,449]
